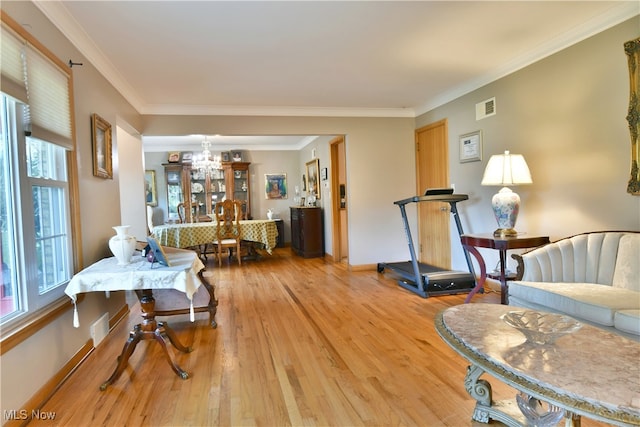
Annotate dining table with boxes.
[152,219,279,255]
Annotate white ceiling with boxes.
[34,1,639,150]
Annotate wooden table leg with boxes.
[498,249,508,305]
[464,245,487,303]
[100,290,191,390]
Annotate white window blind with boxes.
[0,22,73,150]
[0,25,28,103]
[24,45,73,149]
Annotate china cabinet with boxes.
[163,161,251,222]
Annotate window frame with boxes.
[0,12,82,350]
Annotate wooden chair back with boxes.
[213,199,243,266]
[177,201,200,223]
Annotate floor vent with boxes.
[476,97,496,120]
[90,312,110,347]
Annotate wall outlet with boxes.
[90,312,109,347]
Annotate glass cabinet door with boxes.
[189,168,207,216]
[165,166,184,222]
[208,168,225,211]
[223,162,251,219]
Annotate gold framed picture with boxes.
[91,113,112,179]
[305,158,320,199]
[145,170,157,206]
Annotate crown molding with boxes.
[33,0,145,112]
[140,104,416,118]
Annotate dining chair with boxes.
[213,199,243,266]
[136,269,217,328]
[177,201,200,223]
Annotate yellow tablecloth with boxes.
[152,220,279,254]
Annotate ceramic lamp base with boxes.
[491,187,521,237]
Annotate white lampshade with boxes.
[481,150,532,186]
[481,150,532,237]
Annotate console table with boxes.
[436,303,640,426]
[65,247,205,390]
[461,233,549,304]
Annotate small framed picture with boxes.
[265,173,288,199]
[231,151,242,162]
[459,130,482,163]
[181,152,193,163]
[168,151,181,163]
[221,151,230,162]
[320,167,328,181]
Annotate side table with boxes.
[65,247,206,389]
[461,233,549,304]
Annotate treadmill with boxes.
[377,188,477,298]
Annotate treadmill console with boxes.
[424,188,454,196]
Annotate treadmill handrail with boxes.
[394,194,469,206]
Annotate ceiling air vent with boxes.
[476,97,496,120]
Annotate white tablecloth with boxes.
[65,247,205,327]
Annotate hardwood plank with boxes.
[37,249,609,426]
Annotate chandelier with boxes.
[192,137,221,175]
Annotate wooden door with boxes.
[415,120,451,269]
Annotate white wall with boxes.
[116,125,147,241]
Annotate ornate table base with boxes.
[100,290,192,390]
[465,364,581,427]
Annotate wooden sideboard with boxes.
[290,207,323,258]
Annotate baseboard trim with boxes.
[5,339,94,427]
[4,303,131,427]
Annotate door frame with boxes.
[330,136,348,263]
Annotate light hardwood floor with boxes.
[34,249,607,426]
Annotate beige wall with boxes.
[1,2,142,415]
[417,16,640,273]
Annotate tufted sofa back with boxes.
[521,232,639,290]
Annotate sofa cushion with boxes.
[615,309,640,336]
[508,281,640,327]
[612,234,640,291]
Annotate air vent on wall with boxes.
[476,97,496,120]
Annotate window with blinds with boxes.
[1,13,79,334]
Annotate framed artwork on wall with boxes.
[305,158,320,199]
[459,130,482,163]
[265,173,288,199]
[145,170,157,206]
[91,113,113,179]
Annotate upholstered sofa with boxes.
[508,231,640,341]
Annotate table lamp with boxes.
[481,150,532,237]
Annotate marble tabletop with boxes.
[437,303,640,425]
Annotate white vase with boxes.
[109,225,136,265]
